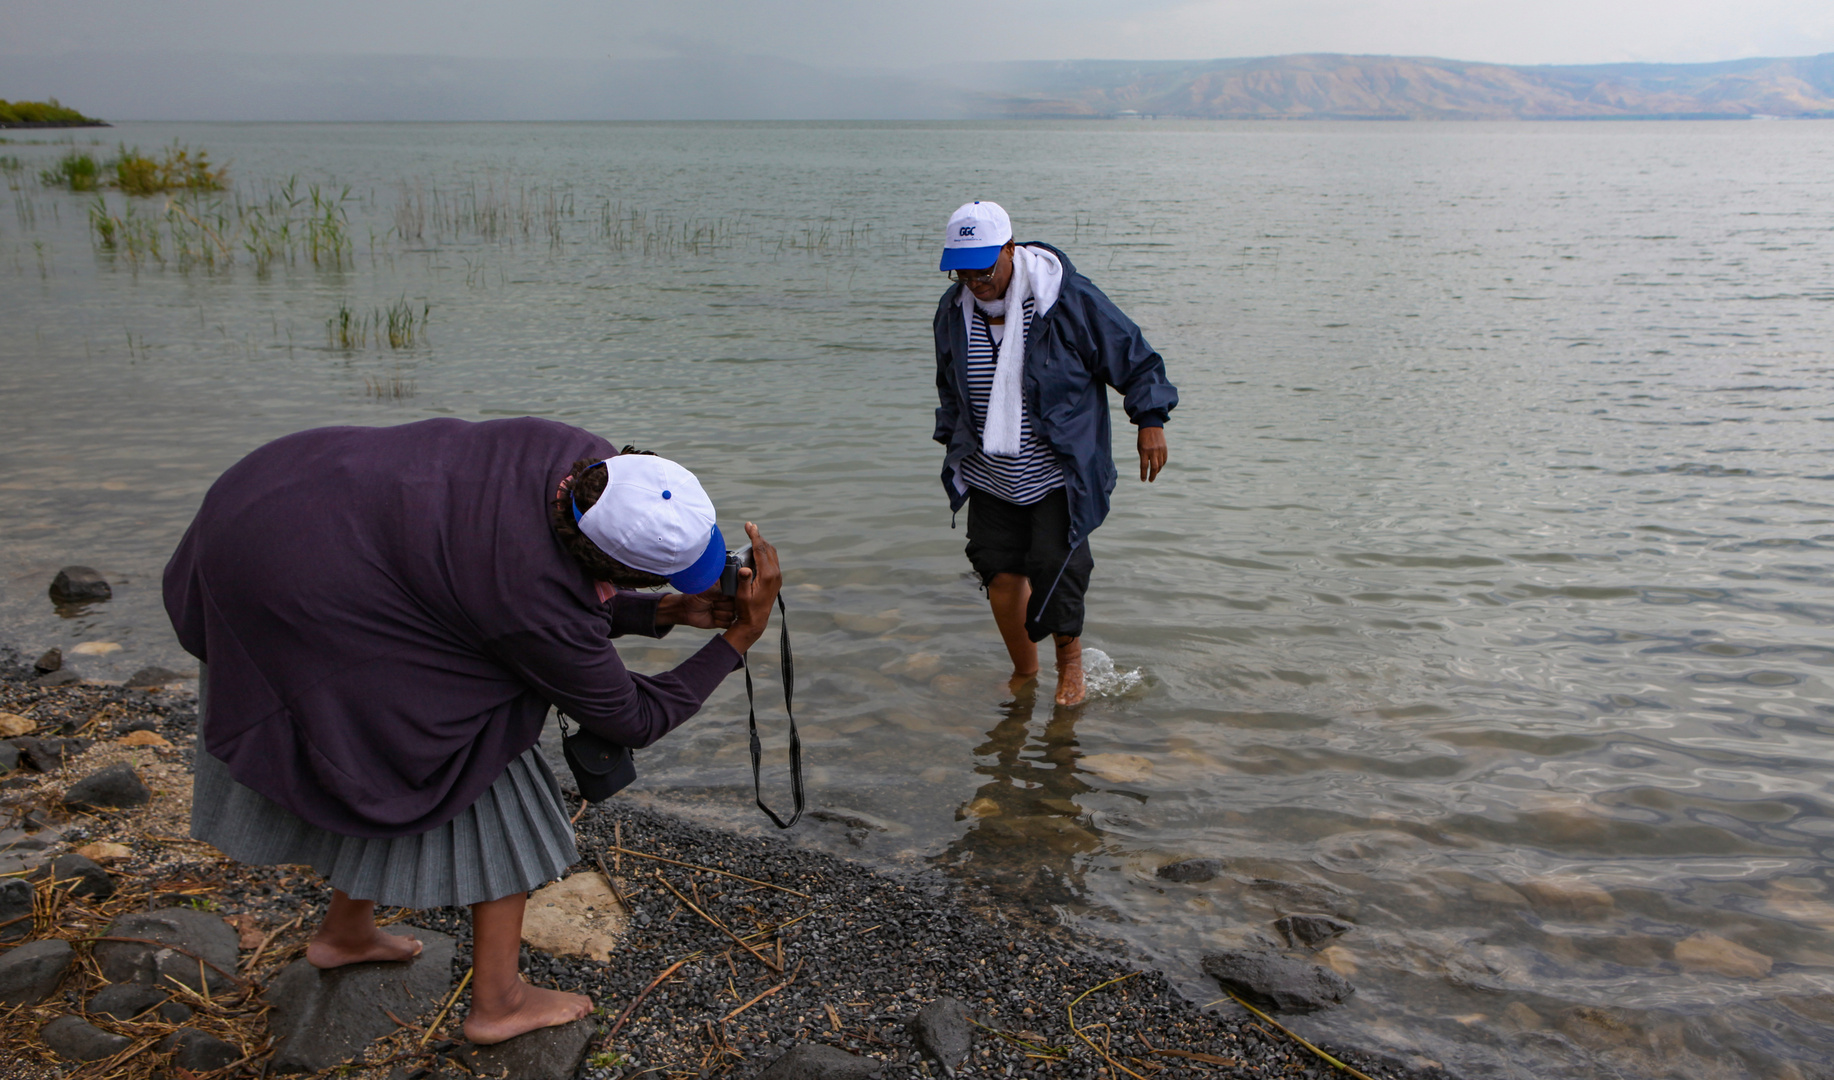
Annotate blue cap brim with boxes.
[669,523,726,595]
[940,245,1001,272]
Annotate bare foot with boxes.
[463,981,594,1045]
[306,928,423,969]
[1054,638,1086,707]
[1006,670,1040,697]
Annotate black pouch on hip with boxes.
[558,715,636,802]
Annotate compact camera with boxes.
[718,543,754,596]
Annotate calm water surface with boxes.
[4,120,1834,1079]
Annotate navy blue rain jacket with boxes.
[932,241,1179,548]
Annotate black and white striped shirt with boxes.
[959,298,1065,505]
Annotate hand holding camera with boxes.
[720,522,781,655]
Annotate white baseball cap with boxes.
[939,200,1012,271]
[574,455,726,594]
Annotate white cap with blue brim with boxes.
[940,200,1012,272]
[575,454,727,595]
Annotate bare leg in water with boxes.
[306,889,423,968]
[987,572,1085,706]
[463,891,593,1045]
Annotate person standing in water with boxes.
[930,200,1178,706]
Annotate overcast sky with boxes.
[4,0,1831,67]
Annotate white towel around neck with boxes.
[963,245,1063,457]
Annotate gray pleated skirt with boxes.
[190,665,579,909]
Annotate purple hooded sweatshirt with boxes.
[163,417,740,838]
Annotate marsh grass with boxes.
[40,149,101,191]
[112,141,228,196]
[365,371,417,400]
[86,177,353,274]
[329,298,429,351]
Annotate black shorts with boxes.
[964,487,1094,642]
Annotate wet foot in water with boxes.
[306,927,423,968]
[463,981,594,1045]
[1054,637,1085,707]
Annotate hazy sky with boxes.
[5,0,1831,66]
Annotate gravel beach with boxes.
[0,646,1440,1080]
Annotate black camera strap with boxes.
[742,593,803,828]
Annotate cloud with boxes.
[2,0,1830,67]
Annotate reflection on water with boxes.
[4,120,1834,1079]
[945,685,1101,908]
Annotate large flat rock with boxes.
[266,929,456,1074]
[455,1017,596,1080]
[94,907,241,995]
[0,938,74,1006]
[1201,949,1355,1014]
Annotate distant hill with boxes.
[4,50,1832,121]
[952,53,1834,119]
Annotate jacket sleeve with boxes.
[933,294,962,446]
[1066,282,1179,428]
[604,589,670,639]
[487,621,740,749]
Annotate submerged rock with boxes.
[1201,949,1355,1013]
[1274,913,1352,949]
[908,995,974,1068]
[33,648,61,674]
[49,566,112,604]
[266,928,455,1074]
[1156,858,1224,884]
[124,665,184,690]
[454,1017,594,1080]
[758,1042,885,1080]
[1674,932,1772,979]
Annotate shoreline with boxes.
[0,644,1437,1080]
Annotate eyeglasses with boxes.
[947,265,998,283]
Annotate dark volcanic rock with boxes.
[757,1042,885,1080]
[0,938,74,1005]
[455,1017,594,1080]
[33,648,62,673]
[13,735,79,772]
[1275,913,1353,949]
[161,1028,243,1071]
[124,665,183,689]
[908,995,974,1068]
[114,714,159,734]
[0,877,32,941]
[35,853,115,898]
[266,928,455,1074]
[49,566,112,604]
[1201,949,1354,1013]
[41,1015,131,1062]
[1156,858,1224,883]
[160,999,194,1023]
[0,741,18,773]
[34,668,81,687]
[64,762,151,810]
[87,982,169,1020]
[94,908,241,995]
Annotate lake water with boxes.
[5,119,1834,1079]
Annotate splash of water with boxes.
[1080,646,1144,698]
